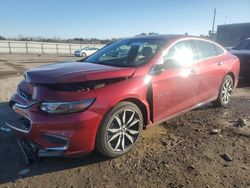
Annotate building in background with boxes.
[216,23,250,48]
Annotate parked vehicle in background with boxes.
[74,47,99,57]
[7,35,240,159]
[230,38,250,78]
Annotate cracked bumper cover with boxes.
[6,94,103,157]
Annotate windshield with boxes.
[85,38,167,67]
[82,47,89,50]
[235,39,250,50]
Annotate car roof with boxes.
[127,34,182,40]
[124,34,226,51]
[127,34,209,42]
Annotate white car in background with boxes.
[74,47,99,57]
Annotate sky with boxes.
[0,0,250,39]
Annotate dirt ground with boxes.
[0,54,249,188]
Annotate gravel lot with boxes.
[0,54,249,188]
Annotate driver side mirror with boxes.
[151,59,180,75]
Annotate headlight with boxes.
[39,99,95,114]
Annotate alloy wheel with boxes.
[107,109,140,152]
[221,77,233,104]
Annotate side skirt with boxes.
[146,97,217,128]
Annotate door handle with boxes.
[190,68,199,74]
[217,61,224,66]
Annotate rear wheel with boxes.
[213,75,234,107]
[81,52,87,57]
[96,102,143,158]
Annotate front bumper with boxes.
[74,51,81,57]
[6,94,103,157]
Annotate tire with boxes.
[96,102,143,158]
[213,75,234,107]
[81,52,87,57]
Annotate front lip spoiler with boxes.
[38,149,65,157]
[44,146,68,151]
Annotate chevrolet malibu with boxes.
[6,35,240,158]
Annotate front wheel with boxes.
[213,75,234,107]
[96,102,143,158]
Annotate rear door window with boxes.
[194,40,218,59]
[212,44,224,55]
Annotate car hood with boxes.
[25,62,135,84]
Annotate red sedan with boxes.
[6,35,240,158]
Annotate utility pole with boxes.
[211,8,216,40]
[224,16,227,24]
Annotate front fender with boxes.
[90,76,151,124]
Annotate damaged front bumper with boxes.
[6,91,103,158]
[17,138,65,164]
[5,103,68,160]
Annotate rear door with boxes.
[151,39,200,122]
[192,39,226,102]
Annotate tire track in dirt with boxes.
[0,61,25,79]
